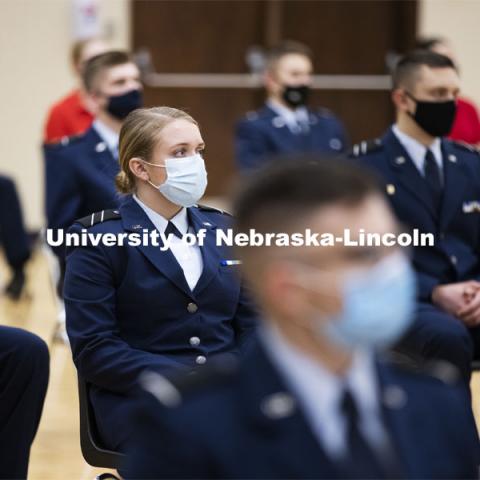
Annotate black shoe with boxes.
[5,269,26,300]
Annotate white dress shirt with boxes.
[260,325,391,460]
[392,124,443,183]
[92,120,119,159]
[267,99,310,133]
[133,195,203,291]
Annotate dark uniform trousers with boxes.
[0,175,30,271]
[121,338,480,479]
[354,128,480,382]
[0,327,49,479]
[235,104,348,172]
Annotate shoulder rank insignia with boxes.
[350,139,383,157]
[45,133,83,149]
[317,107,334,118]
[76,209,121,228]
[196,204,232,216]
[451,140,480,155]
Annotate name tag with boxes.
[220,260,242,266]
[462,201,480,213]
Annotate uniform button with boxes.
[439,232,445,240]
[187,302,198,313]
[450,255,458,265]
[195,355,207,365]
[189,336,201,347]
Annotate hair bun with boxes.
[115,170,132,194]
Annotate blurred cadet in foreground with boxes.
[43,37,109,143]
[235,41,348,172]
[123,159,479,479]
[353,51,480,385]
[0,175,31,300]
[0,327,49,479]
[416,37,480,145]
[44,50,142,269]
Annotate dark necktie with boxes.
[164,221,182,239]
[338,389,386,479]
[424,149,443,211]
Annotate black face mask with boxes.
[406,92,457,137]
[282,84,310,108]
[106,89,143,120]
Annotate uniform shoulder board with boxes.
[140,355,238,408]
[451,140,480,154]
[76,209,121,228]
[381,351,460,385]
[317,107,334,118]
[245,110,259,121]
[196,204,232,216]
[45,133,83,149]
[350,138,383,157]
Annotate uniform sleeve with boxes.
[234,119,271,172]
[64,224,189,394]
[415,270,441,302]
[44,146,81,231]
[232,281,258,354]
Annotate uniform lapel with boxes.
[188,207,222,296]
[265,104,302,151]
[376,360,427,479]
[438,141,470,231]
[384,129,439,220]
[88,128,120,179]
[239,339,340,479]
[120,197,193,297]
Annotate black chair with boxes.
[77,375,125,471]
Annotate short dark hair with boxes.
[415,36,446,51]
[392,50,457,90]
[233,157,379,242]
[266,40,313,72]
[82,50,133,92]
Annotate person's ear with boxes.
[263,263,313,325]
[392,88,413,114]
[264,69,281,95]
[129,157,150,182]
[82,91,100,115]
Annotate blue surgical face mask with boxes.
[298,251,416,350]
[144,153,208,207]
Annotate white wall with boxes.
[0,0,130,229]
[419,0,480,105]
[2,0,478,228]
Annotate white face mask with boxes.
[144,153,208,207]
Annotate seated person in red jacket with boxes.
[416,37,480,146]
[43,37,109,143]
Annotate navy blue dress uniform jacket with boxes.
[64,195,258,449]
[0,327,49,479]
[235,104,348,171]
[352,128,480,302]
[122,338,480,479]
[44,126,121,254]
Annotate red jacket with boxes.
[44,89,93,143]
[448,97,480,145]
